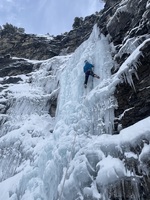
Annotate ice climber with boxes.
[83,60,100,88]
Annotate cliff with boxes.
[0,0,150,199]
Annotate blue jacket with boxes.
[83,62,94,73]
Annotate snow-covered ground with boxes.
[0,25,150,200]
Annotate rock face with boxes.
[101,0,150,131]
[0,56,34,120]
[0,0,149,135]
[101,0,150,44]
[0,1,150,199]
[96,0,150,132]
[96,0,150,199]
[0,15,97,60]
[114,41,150,129]
[0,56,33,77]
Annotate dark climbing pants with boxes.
[84,70,95,85]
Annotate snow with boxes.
[146,0,150,9]
[113,38,150,90]
[107,3,128,28]
[0,24,150,200]
[139,144,150,175]
[124,152,138,159]
[96,156,126,186]
[116,35,149,60]
[119,0,128,6]
[117,107,134,120]
[35,34,54,40]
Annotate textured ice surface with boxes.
[0,25,150,200]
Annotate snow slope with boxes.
[0,25,150,200]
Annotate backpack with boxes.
[83,62,93,73]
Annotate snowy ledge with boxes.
[114,38,150,88]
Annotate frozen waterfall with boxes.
[0,25,150,200]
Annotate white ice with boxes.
[0,24,150,200]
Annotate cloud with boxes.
[0,0,104,35]
[0,0,24,26]
[6,0,14,2]
[39,0,103,35]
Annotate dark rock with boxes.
[104,0,149,45]
[47,97,57,117]
[98,0,150,135]
[104,0,121,9]
[107,11,132,45]
[0,0,149,198]
[0,58,34,77]
[0,14,98,60]
[114,41,150,129]
[0,100,10,115]
[1,77,22,84]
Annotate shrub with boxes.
[0,23,25,35]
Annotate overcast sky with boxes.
[0,0,104,36]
